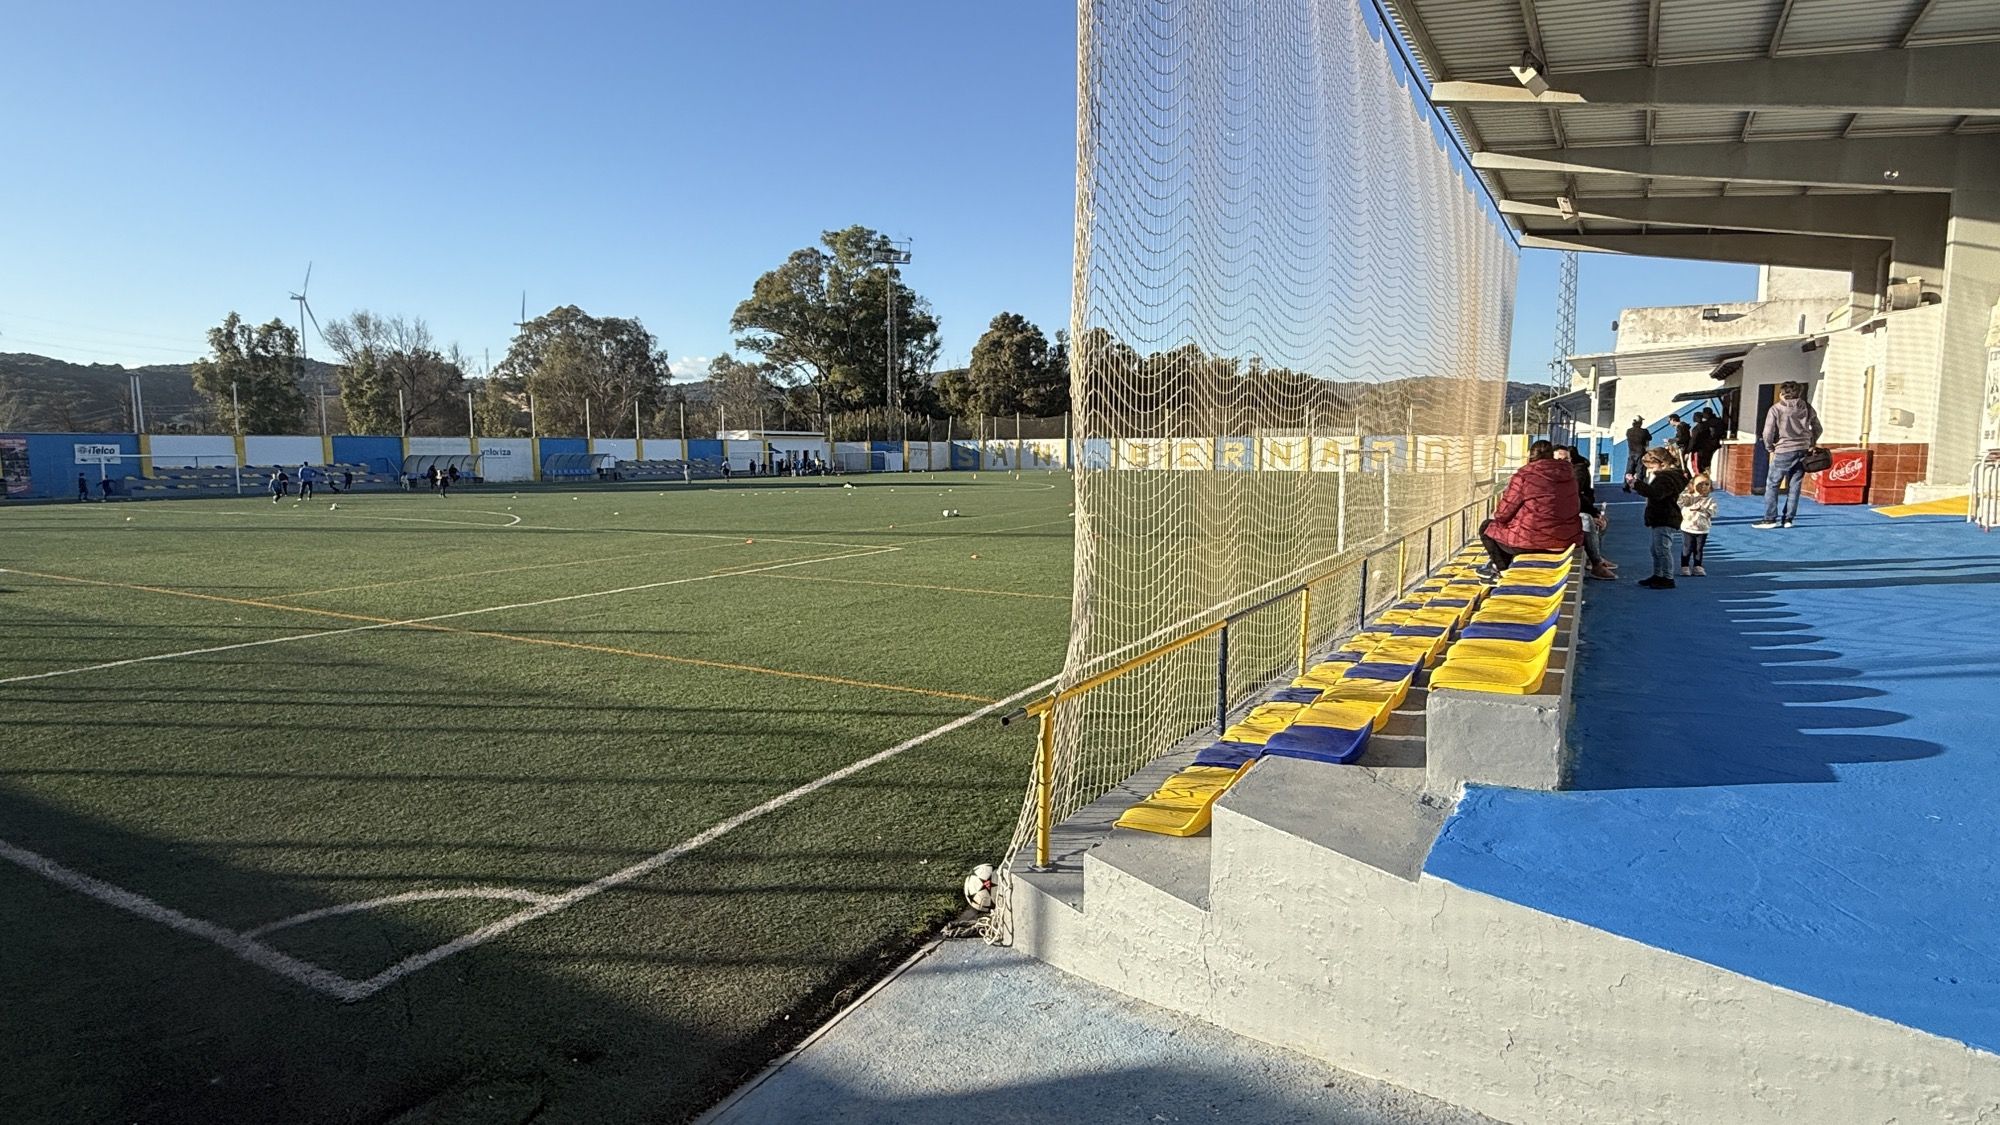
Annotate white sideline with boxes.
[0,837,364,1000]
[242,887,559,939]
[0,545,897,685]
[341,670,1062,1001]
[0,671,1058,1002]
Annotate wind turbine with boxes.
[290,263,330,432]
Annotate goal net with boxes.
[1003,0,1514,868]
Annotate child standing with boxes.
[1679,474,1717,577]
[1632,447,1690,590]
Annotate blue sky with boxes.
[0,0,1752,384]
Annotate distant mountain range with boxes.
[0,352,338,433]
[0,350,1555,435]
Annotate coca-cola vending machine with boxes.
[1815,449,1872,505]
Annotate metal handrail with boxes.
[1007,489,1497,868]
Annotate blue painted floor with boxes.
[1426,492,2000,1054]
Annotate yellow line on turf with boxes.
[745,573,1067,601]
[2,558,992,702]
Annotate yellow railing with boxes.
[1004,491,1498,869]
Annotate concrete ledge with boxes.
[1424,588,1579,798]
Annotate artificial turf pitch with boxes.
[0,472,1073,1124]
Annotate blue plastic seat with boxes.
[1192,740,1265,768]
[1391,624,1449,638]
[1492,579,1569,599]
[1261,723,1370,764]
[1267,686,1324,704]
[1460,613,1558,642]
[1342,661,1420,682]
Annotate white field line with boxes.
[0,545,898,686]
[0,671,1059,1003]
[343,670,1062,1001]
[242,887,558,939]
[335,510,523,528]
[0,837,363,1000]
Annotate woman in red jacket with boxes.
[1477,440,1583,578]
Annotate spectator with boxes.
[1669,413,1692,457]
[1476,440,1582,579]
[1679,473,1717,577]
[1687,409,1724,476]
[1563,445,1616,581]
[1754,382,1824,529]
[1623,416,1650,492]
[1633,447,1691,589]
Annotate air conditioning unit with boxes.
[1885,277,1932,311]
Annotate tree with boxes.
[705,353,777,430]
[493,305,669,437]
[940,312,1068,418]
[731,225,940,415]
[323,312,468,436]
[190,313,306,433]
[471,376,530,437]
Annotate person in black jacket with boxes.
[1632,447,1691,589]
[1562,445,1616,580]
[1622,417,1650,492]
[1686,408,1724,476]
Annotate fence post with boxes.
[1357,558,1370,626]
[1034,708,1057,869]
[1296,586,1312,675]
[1216,624,1231,735]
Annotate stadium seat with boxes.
[1267,686,1325,704]
[1460,614,1559,643]
[1222,701,1307,745]
[1192,740,1266,769]
[1262,721,1369,764]
[1430,651,1550,694]
[1114,763,1253,836]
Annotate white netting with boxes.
[1002,0,1515,870]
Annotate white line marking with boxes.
[0,546,898,686]
[242,887,558,939]
[343,671,1062,1000]
[338,510,524,528]
[0,837,363,1000]
[0,670,1059,1003]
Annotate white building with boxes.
[1555,266,1969,506]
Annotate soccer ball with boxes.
[963,864,998,912]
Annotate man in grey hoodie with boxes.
[1755,382,1824,528]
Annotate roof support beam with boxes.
[1431,44,2000,115]
[1473,136,2000,192]
[1500,194,1949,270]
[1521,232,1892,272]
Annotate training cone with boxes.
[970,554,979,559]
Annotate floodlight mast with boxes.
[866,239,913,407]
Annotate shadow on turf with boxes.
[1567,534,1948,792]
[0,784,962,1125]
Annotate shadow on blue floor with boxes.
[1426,495,2000,1054]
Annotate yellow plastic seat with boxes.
[1295,697,1390,732]
[1369,634,1448,666]
[1510,549,1574,565]
[1446,636,1552,663]
[1430,654,1549,695]
[1114,764,1252,836]
[1323,674,1410,713]
[1475,594,1564,621]
[1222,701,1306,745]
[1497,566,1570,588]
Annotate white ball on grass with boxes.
[963,864,997,912]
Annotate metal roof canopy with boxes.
[1382,1,2000,255]
[1564,332,1812,379]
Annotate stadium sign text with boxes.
[73,443,123,464]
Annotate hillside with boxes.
[0,353,337,433]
